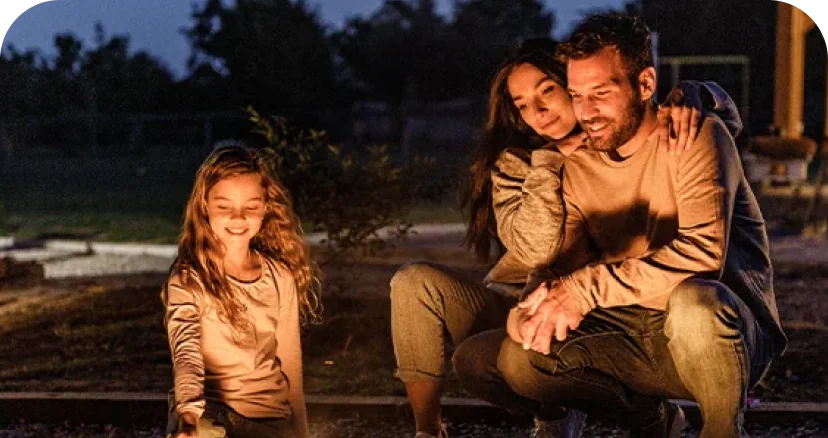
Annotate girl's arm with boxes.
[491,146,568,270]
[164,274,206,432]
[274,268,309,438]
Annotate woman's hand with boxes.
[657,82,710,154]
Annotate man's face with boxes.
[566,46,645,152]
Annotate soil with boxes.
[0,248,825,405]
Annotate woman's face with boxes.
[507,62,577,140]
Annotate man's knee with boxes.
[667,278,741,339]
[497,336,547,397]
[452,329,503,383]
[451,335,481,380]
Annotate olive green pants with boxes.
[390,260,517,382]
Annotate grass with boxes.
[0,254,826,403]
[1,151,826,244]
[0,152,464,243]
[0,151,203,243]
[1,149,826,243]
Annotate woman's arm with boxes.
[274,269,309,438]
[491,147,568,269]
[658,80,743,153]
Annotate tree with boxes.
[333,0,458,105]
[333,0,475,149]
[451,0,554,95]
[247,108,444,263]
[453,0,552,40]
[333,0,555,107]
[0,46,49,117]
[54,33,83,79]
[80,23,176,115]
[183,0,337,116]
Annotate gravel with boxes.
[0,225,826,280]
[1,417,826,438]
[39,254,174,279]
[0,247,174,280]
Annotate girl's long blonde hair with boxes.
[163,145,321,331]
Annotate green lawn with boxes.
[0,152,463,243]
[2,150,826,243]
[0,151,203,243]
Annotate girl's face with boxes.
[206,173,266,252]
[507,62,577,140]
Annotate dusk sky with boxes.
[3,0,628,78]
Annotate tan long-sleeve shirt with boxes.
[552,115,786,351]
[486,81,743,299]
[164,258,305,422]
[483,146,569,295]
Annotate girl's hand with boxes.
[174,412,199,438]
[657,82,708,154]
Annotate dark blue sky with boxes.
[3,0,626,78]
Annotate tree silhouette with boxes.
[183,0,336,116]
[451,0,554,96]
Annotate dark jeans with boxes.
[453,279,774,438]
[166,400,296,438]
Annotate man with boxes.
[455,13,786,438]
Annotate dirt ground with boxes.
[0,246,825,404]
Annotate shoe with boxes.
[629,401,687,438]
[414,422,448,438]
[531,408,587,438]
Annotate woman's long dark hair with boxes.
[463,38,567,263]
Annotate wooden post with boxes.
[774,2,817,138]
[820,49,828,144]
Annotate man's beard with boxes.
[584,94,646,153]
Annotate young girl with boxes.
[163,145,320,438]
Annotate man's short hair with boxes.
[558,13,653,86]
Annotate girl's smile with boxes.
[206,173,266,249]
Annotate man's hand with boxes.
[657,82,708,154]
[513,280,585,354]
[506,306,525,344]
[506,282,549,345]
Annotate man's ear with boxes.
[637,66,657,101]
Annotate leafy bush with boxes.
[247,107,444,263]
